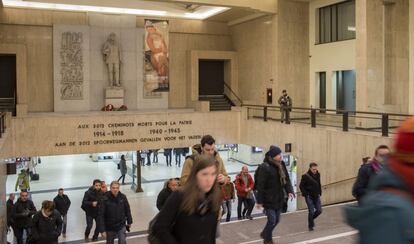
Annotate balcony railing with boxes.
[243,104,411,137]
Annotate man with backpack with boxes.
[180,135,228,185]
[15,169,30,192]
[352,145,390,203]
[299,162,322,231]
[345,116,414,244]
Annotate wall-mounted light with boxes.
[347,26,356,32]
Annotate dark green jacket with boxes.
[344,166,414,244]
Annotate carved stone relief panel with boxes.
[60,32,83,100]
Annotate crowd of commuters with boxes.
[139,148,189,167]
[6,115,414,244]
[7,178,132,244]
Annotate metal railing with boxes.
[296,176,357,196]
[223,82,243,106]
[0,112,6,138]
[243,104,411,137]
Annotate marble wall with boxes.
[309,0,356,110]
[239,107,393,208]
[356,0,409,114]
[230,0,309,107]
[0,8,233,112]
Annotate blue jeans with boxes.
[62,214,67,234]
[262,208,281,241]
[106,226,127,244]
[238,197,255,218]
[221,200,232,221]
[175,154,181,166]
[305,195,322,228]
[14,227,30,244]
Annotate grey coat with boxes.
[119,159,127,175]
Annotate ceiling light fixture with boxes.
[3,0,167,16]
[2,0,229,20]
[183,6,228,19]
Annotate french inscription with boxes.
[56,120,202,148]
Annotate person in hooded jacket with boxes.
[30,200,62,244]
[12,191,37,244]
[180,135,228,186]
[255,146,295,244]
[345,116,414,244]
[82,179,103,241]
[299,162,322,231]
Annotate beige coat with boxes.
[180,144,228,185]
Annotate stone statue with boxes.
[103,33,122,87]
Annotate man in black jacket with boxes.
[299,162,322,231]
[82,179,103,241]
[53,188,71,237]
[12,191,37,244]
[156,178,178,210]
[352,145,390,203]
[98,181,133,244]
[256,146,295,244]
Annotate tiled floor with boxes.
[6,151,297,243]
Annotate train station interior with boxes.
[0,0,413,243]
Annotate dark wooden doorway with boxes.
[199,60,224,96]
[0,55,17,116]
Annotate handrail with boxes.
[0,97,15,101]
[0,112,6,138]
[295,176,357,196]
[242,103,412,137]
[223,82,243,106]
[243,103,411,117]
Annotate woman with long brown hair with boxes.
[151,154,222,244]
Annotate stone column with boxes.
[409,0,414,113]
[356,0,409,128]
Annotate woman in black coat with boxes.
[151,155,222,244]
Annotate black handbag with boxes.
[147,214,162,244]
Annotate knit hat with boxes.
[394,116,414,163]
[267,145,282,158]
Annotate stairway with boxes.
[0,97,16,116]
[199,95,233,111]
